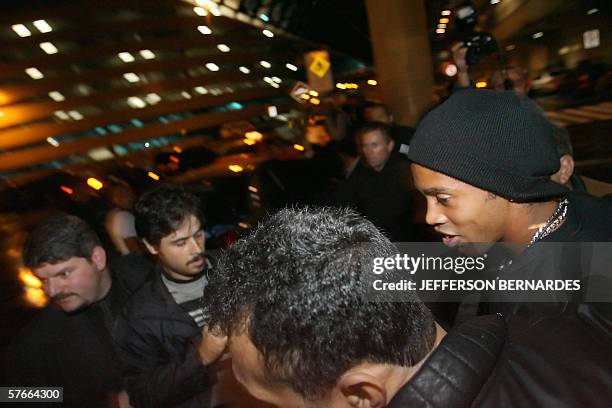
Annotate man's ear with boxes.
[387,139,395,154]
[338,371,387,408]
[551,154,575,186]
[143,239,158,255]
[90,246,107,270]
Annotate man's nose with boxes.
[188,237,204,253]
[425,202,447,226]
[44,278,60,297]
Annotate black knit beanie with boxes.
[408,89,568,202]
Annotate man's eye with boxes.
[436,195,450,205]
[176,241,186,247]
[60,271,72,278]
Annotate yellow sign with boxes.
[309,55,330,78]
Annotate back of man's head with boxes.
[24,213,101,267]
[362,102,393,124]
[134,184,203,246]
[204,207,436,401]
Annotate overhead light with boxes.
[532,32,544,39]
[245,131,263,141]
[194,86,208,94]
[127,96,146,108]
[48,91,65,101]
[148,171,160,181]
[263,76,273,83]
[441,10,451,16]
[436,28,445,34]
[68,110,83,120]
[210,7,221,16]
[438,23,447,28]
[310,98,320,105]
[336,83,346,89]
[285,63,298,71]
[367,79,377,85]
[87,177,104,191]
[239,66,250,74]
[490,0,500,4]
[181,91,192,99]
[293,144,305,151]
[118,52,135,62]
[262,29,274,38]
[205,62,220,71]
[269,82,280,88]
[12,24,31,37]
[217,44,230,52]
[46,137,59,147]
[123,72,140,82]
[505,44,516,51]
[440,18,449,24]
[198,25,212,35]
[444,63,458,77]
[244,138,256,145]
[33,19,52,33]
[139,49,155,59]
[271,76,282,83]
[54,110,70,120]
[260,60,271,68]
[193,6,208,16]
[259,14,270,22]
[309,90,319,96]
[587,8,598,15]
[475,81,488,88]
[144,142,150,147]
[25,67,44,79]
[228,164,244,173]
[39,42,58,54]
[145,93,161,104]
[267,105,278,117]
[60,185,74,195]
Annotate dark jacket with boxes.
[2,257,149,407]
[114,269,213,408]
[334,155,416,241]
[390,313,612,407]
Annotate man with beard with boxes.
[4,214,150,407]
[114,185,227,407]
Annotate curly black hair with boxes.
[203,207,436,401]
[134,184,204,246]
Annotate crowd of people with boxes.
[2,64,612,407]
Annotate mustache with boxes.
[52,293,75,302]
[187,254,205,265]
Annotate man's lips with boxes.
[53,294,75,304]
[188,256,204,267]
[435,230,462,247]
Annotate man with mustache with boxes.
[114,185,227,407]
[4,214,149,406]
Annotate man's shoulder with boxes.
[568,192,612,240]
[123,276,167,319]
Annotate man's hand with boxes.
[451,42,471,88]
[197,325,228,365]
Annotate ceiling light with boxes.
[193,6,208,16]
[267,105,278,117]
[12,24,31,37]
[217,44,230,52]
[33,20,52,33]
[490,0,500,4]
[285,63,298,71]
[436,28,445,34]
[336,83,346,89]
[438,23,447,28]
[367,79,377,85]
[210,7,221,16]
[194,86,208,94]
[46,137,59,147]
[239,66,250,74]
[118,52,135,62]
[441,10,451,16]
[68,110,83,120]
[587,8,598,15]
[260,14,270,22]
[270,82,280,88]
[181,91,192,99]
[532,32,544,39]
[440,18,449,24]
[145,93,161,104]
[25,67,44,79]
[54,110,69,120]
[205,62,220,71]
[505,44,516,51]
[198,25,212,35]
[260,60,271,68]
[127,96,146,108]
[262,29,274,38]
[123,72,140,82]
[48,91,65,101]
[272,76,281,83]
[139,49,155,59]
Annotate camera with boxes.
[455,1,498,65]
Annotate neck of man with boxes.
[386,322,447,401]
[95,268,113,302]
[503,199,564,247]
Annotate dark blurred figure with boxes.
[334,122,418,241]
[3,214,150,407]
[105,183,141,256]
[362,101,415,156]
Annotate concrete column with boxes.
[365,0,434,126]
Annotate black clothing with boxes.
[2,259,147,407]
[114,268,213,408]
[389,124,415,156]
[390,313,612,407]
[334,155,415,241]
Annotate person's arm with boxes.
[451,42,471,88]
[115,317,227,408]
